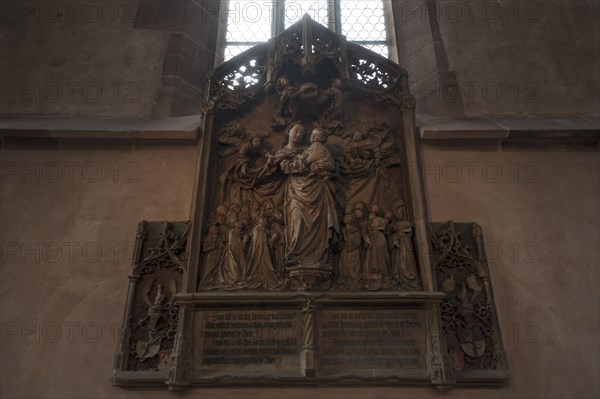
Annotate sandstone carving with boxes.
[114,16,507,390]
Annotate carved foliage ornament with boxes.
[429,222,507,372]
[203,16,409,113]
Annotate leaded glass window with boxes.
[222,0,390,62]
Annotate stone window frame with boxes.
[215,0,399,64]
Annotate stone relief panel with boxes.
[429,222,507,374]
[112,221,189,376]
[114,16,507,390]
[198,98,420,292]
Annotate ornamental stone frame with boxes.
[112,15,508,390]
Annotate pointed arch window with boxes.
[220,0,392,62]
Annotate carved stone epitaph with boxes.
[113,15,507,390]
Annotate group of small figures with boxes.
[199,200,286,290]
[338,201,420,291]
[199,198,420,291]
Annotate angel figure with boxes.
[318,78,344,130]
[272,76,299,129]
[342,122,404,218]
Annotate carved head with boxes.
[352,131,364,141]
[251,136,262,149]
[369,204,381,216]
[277,76,290,89]
[208,224,219,235]
[353,201,367,219]
[384,211,394,223]
[353,208,365,220]
[258,215,268,226]
[310,128,327,144]
[234,220,245,231]
[240,202,250,213]
[344,203,353,214]
[215,204,227,215]
[273,209,283,222]
[287,123,305,145]
[227,212,238,226]
[239,214,251,227]
[343,213,355,225]
[262,200,275,212]
[331,79,342,88]
[214,213,226,225]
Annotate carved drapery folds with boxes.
[199,15,417,290]
[198,112,420,291]
[198,16,419,292]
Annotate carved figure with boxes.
[146,284,165,329]
[245,215,284,289]
[303,128,336,176]
[135,280,177,361]
[277,124,340,271]
[343,123,405,218]
[200,224,224,285]
[338,212,363,288]
[273,76,299,129]
[391,221,420,289]
[363,205,391,290]
[219,221,246,287]
[218,123,283,207]
[269,209,286,276]
[318,79,344,128]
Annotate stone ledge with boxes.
[417,115,600,146]
[0,115,202,140]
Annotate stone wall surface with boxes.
[0,141,198,398]
[1,141,598,399]
[0,1,169,117]
[394,0,600,117]
[0,0,222,117]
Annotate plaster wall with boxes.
[1,140,598,399]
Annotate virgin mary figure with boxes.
[275,124,339,271]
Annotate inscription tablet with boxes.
[319,309,427,369]
[195,309,303,370]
